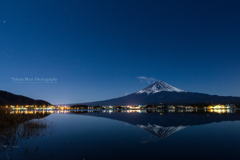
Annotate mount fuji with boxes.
[77,81,240,106]
[136,81,186,94]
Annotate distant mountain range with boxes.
[0,91,51,106]
[1,81,240,106]
[77,81,240,106]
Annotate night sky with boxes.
[1,0,240,104]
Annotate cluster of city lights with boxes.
[2,104,236,115]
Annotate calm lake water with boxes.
[1,109,240,160]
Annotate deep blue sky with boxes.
[1,0,240,104]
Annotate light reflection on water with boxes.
[9,108,238,115]
[1,109,240,160]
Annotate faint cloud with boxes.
[137,76,158,84]
[125,92,129,96]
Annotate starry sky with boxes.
[1,0,240,104]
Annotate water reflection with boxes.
[80,109,240,139]
[1,108,240,160]
[83,108,238,114]
[137,124,189,139]
[8,108,238,115]
[10,109,70,114]
[5,108,240,143]
[0,108,55,159]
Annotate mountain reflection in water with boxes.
[4,108,240,140]
[1,108,240,160]
[137,124,189,139]
[77,109,240,138]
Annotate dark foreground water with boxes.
[1,109,240,160]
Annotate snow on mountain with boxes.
[136,80,186,94]
[137,123,188,138]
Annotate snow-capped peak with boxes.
[137,123,188,138]
[136,80,186,94]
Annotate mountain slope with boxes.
[136,81,186,94]
[77,81,240,106]
[0,91,51,106]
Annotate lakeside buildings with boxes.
[2,104,236,111]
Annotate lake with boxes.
[1,109,240,160]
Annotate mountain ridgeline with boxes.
[0,90,51,106]
[78,81,240,106]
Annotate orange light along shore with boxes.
[1,104,236,110]
[2,105,71,110]
[1,104,237,115]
